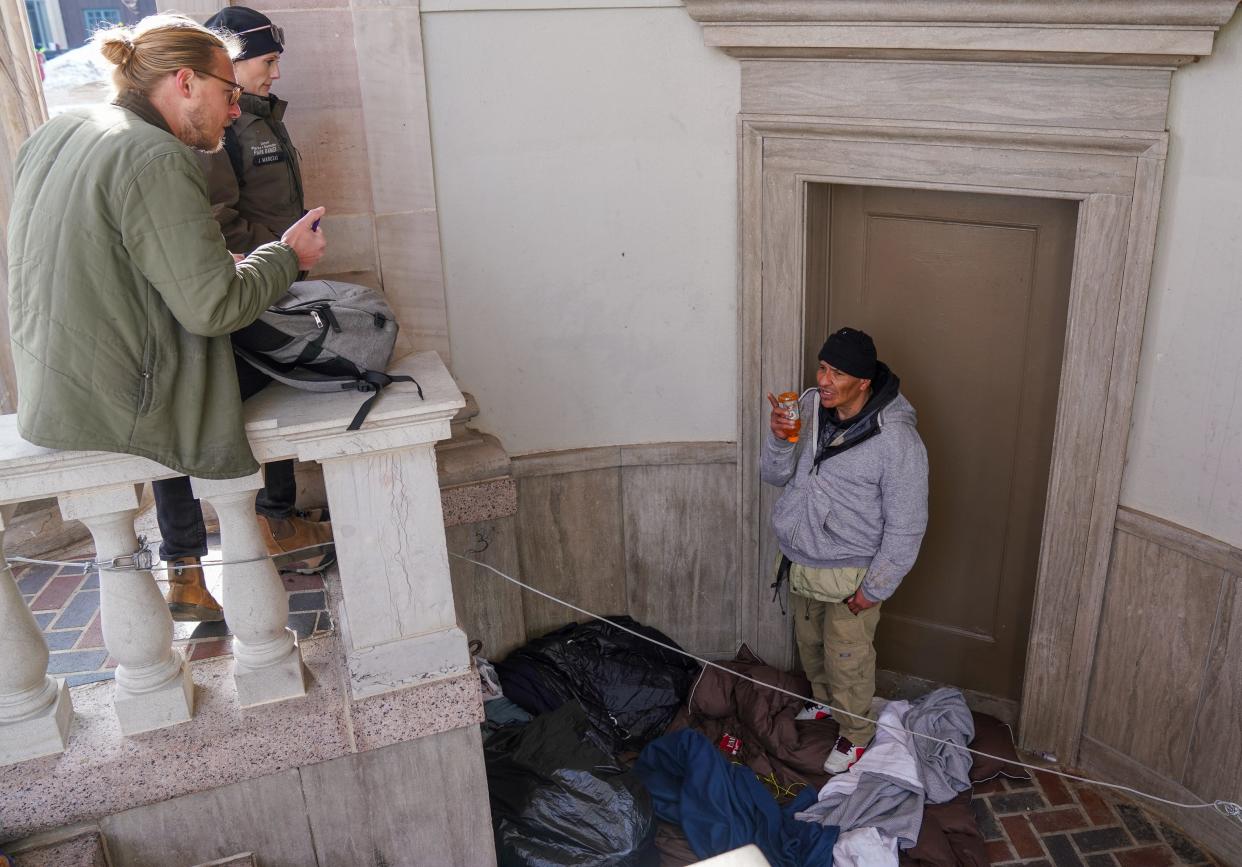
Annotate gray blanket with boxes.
[906,687,976,804]
[797,771,924,849]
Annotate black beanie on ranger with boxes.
[205,7,283,60]
[818,327,878,380]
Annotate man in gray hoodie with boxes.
[762,327,929,774]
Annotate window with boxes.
[25,0,51,49]
[82,8,122,33]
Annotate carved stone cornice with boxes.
[683,0,1242,65]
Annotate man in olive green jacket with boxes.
[8,17,326,482]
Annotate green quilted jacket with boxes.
[7,93,298,479]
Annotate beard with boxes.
[181,103,225,153]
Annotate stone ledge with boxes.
[5,825,108,867]
[0,630,483,842]
[682,0,1240,64]
[683,1,1241,26]
[0,352,463,504]
[436,431,511,489]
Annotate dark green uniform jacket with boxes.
[7,92,299,479]
[200,92,304,254]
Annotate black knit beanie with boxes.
[205,7,283,60]
[818,327,877,379]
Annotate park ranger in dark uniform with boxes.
[202,6,304,251]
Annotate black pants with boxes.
[153,355,295,560]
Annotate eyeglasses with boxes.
[237,23,285,49]
[194,68,243,105]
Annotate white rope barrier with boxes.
[451,551,1242,828]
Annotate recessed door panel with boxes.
[814,185,1077,699]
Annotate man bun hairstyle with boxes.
[93,13,241,98]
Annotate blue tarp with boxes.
[635,729,839,867]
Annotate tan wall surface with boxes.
[422,6,741,455]
[1122,12,1242,548]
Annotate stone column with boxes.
[0,504,73,764]
[0,0,48,414]
[271,368,466,699]
[59,485,194,735]
[318,445,468,699]
[192,472,307,707]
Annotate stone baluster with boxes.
[0,504,74,764]
[59,485,193,735]
[192,472,307,707]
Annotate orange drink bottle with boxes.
[777,391,801,443]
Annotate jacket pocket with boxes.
[137,340,154,416]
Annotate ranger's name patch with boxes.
[251,140,285,166]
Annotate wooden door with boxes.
[808,185,1077,699]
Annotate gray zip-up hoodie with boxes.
[761,369,929,602]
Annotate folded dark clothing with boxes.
[900,790,988,867]
[635,729,838,867]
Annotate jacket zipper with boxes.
[138,367,153,415]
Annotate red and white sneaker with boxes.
[795,702,832,721]
[823,735,867,774]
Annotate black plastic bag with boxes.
[494,616,700,751]
[485,703,657,867]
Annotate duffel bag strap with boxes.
[347,370,423,431]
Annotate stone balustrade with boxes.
[0,351,467,764]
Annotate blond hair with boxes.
[94,13,241,98]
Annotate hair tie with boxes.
[118,35,136,67]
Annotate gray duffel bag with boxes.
[232,280,422,430]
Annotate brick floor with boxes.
[975,772,1223,866]
[16,534,334,683]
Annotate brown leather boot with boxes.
[258,514,336,574]
[166,557,224,622]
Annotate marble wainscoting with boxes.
[500,442,742,659]
[1078,508,1242,864]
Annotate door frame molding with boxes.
[683,0,1242,765]
[735,117,1166,762]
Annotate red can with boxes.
[717,732,742,758]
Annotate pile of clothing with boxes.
[482,617,698,865]
[479,624,1030,867]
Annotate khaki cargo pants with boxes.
[791,590,882,746]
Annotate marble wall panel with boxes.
[285,107,375,217]
[1184,577,1242,804]
[301,724,495,866]
[264,11,363,110]
[446,516,527,658]
[375,210,450,362]
[311,212,377,276]
[352,4,438,215]
[622,462,739,656]
[508,446,740,655]
[1083,528,1224,780]
[515,466,627,639]
[245,0,346,12]
[99,770,318,867]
